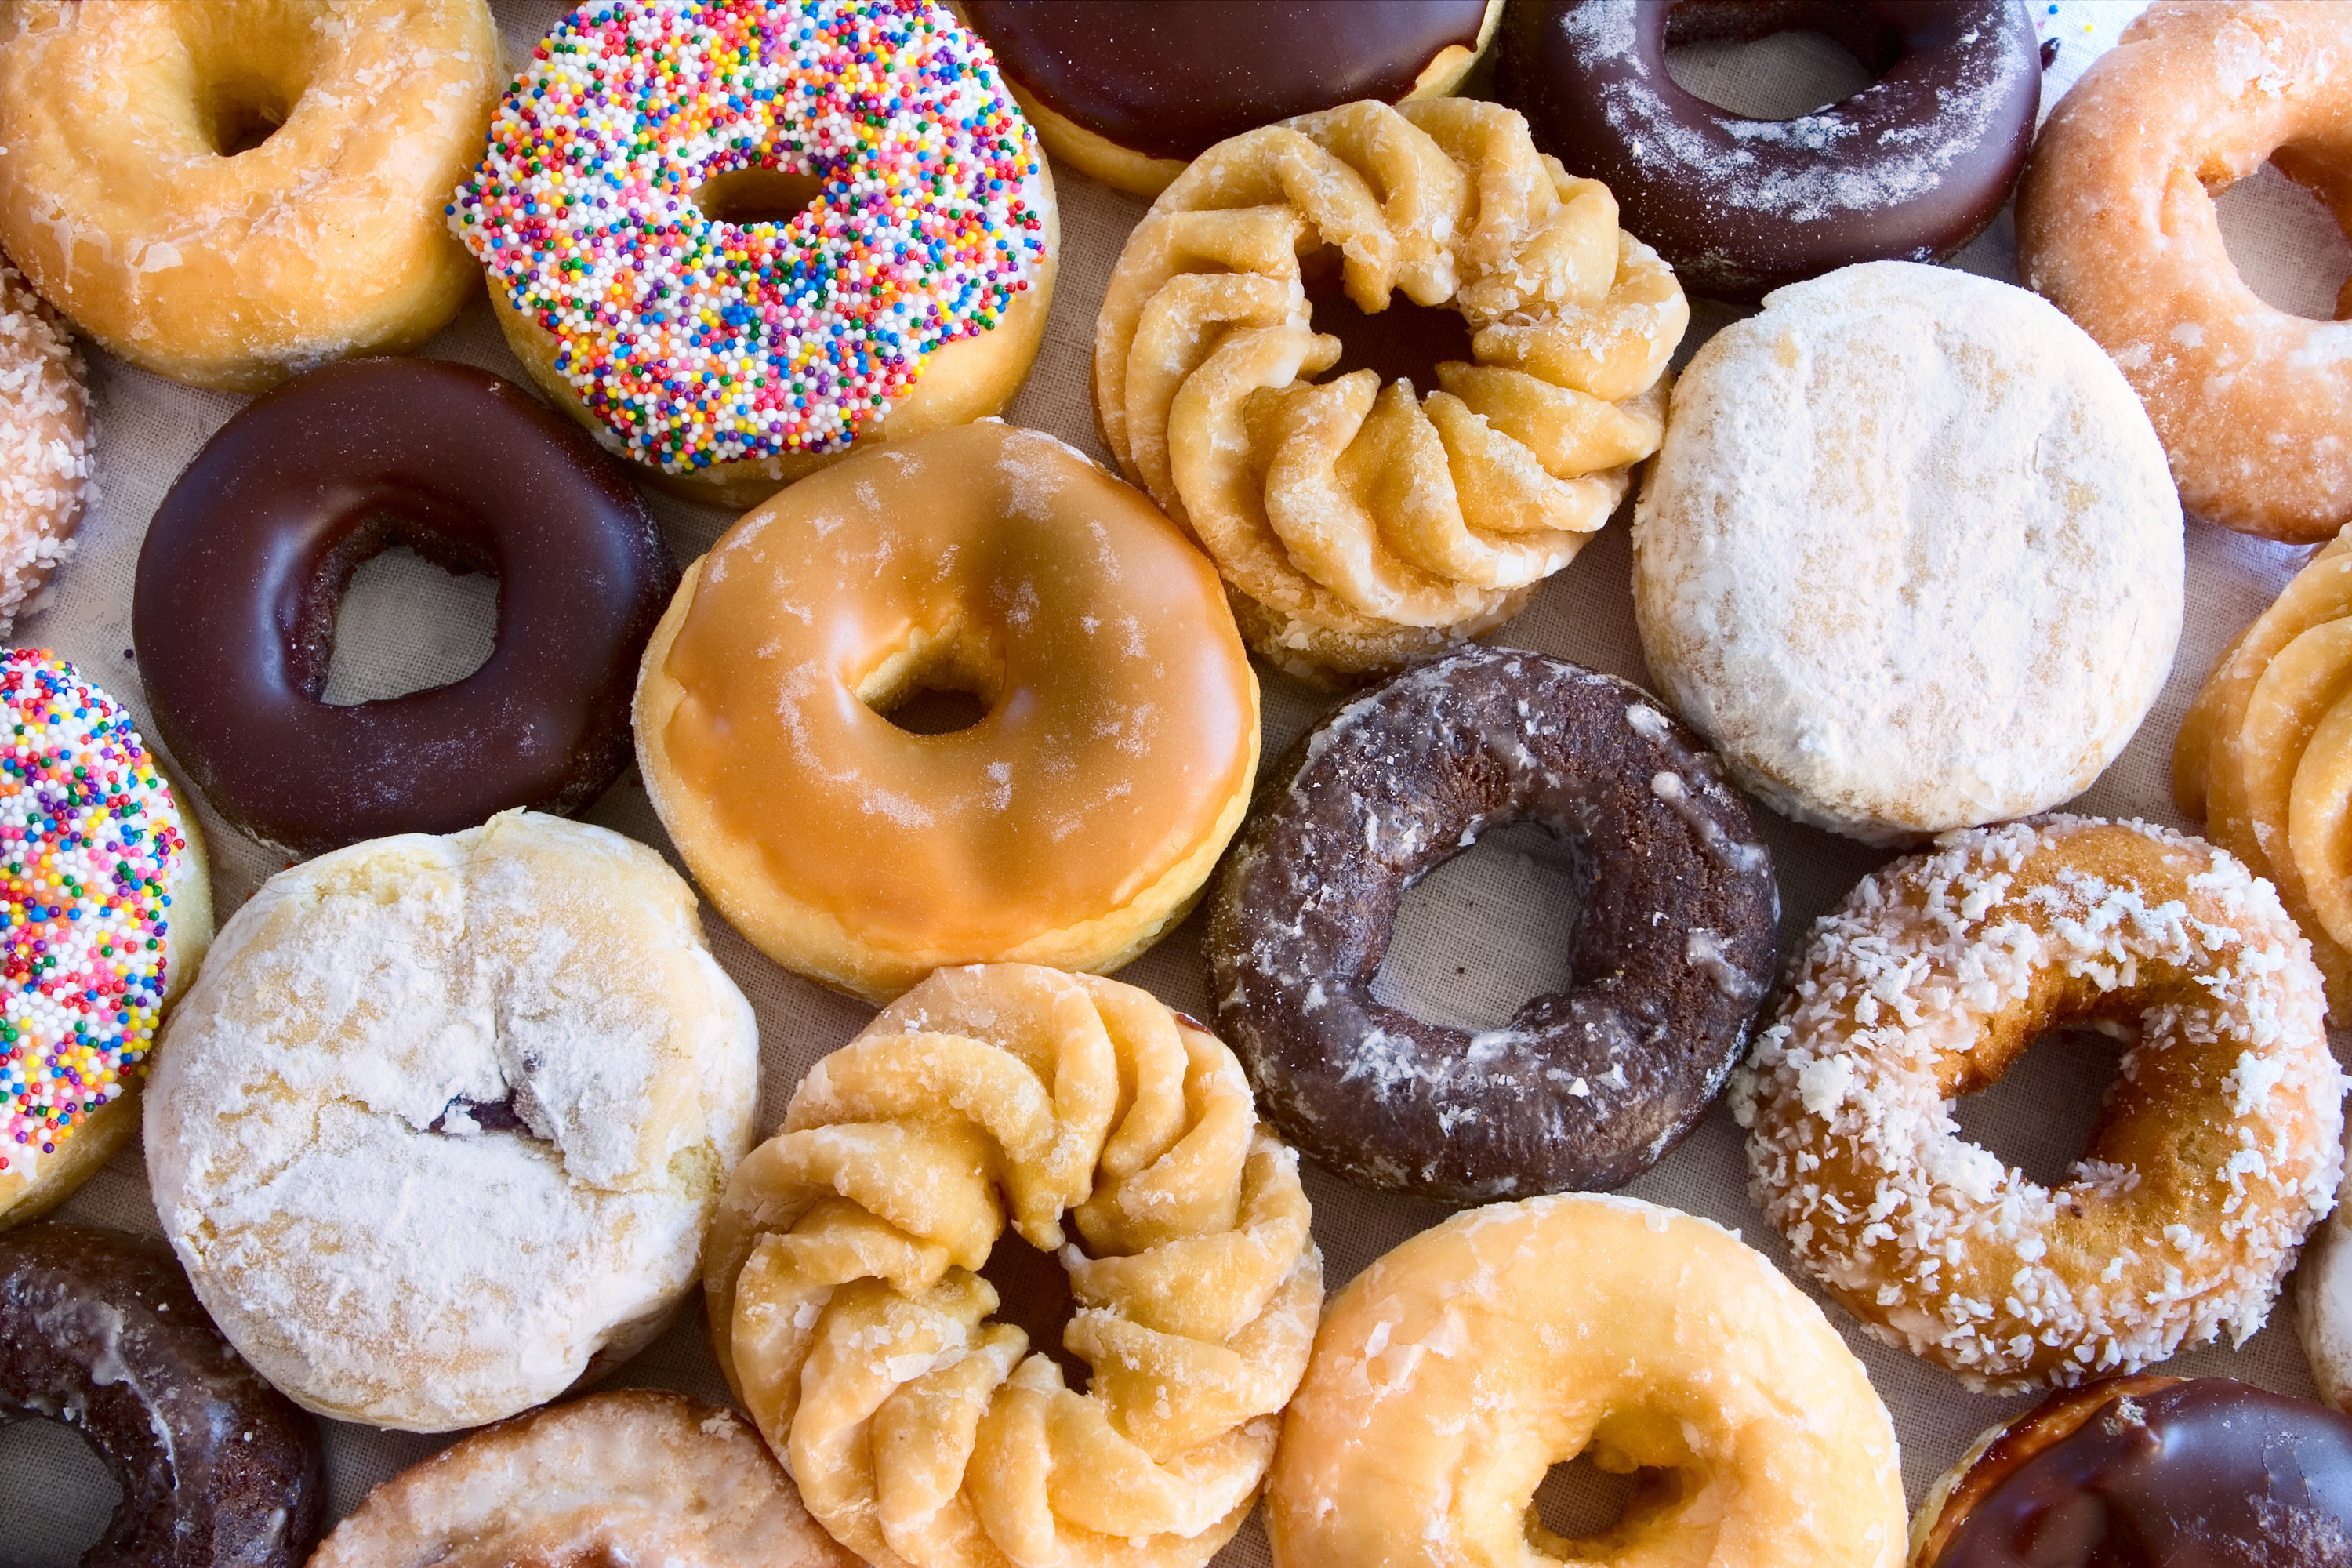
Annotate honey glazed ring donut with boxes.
[0,0,500,392]
[960,0,1503,198]
[1502,0,2042,303]
[454,0,1058,510]
[1734,815,2347,1393]
[1268,1195,1907,1568]
[705,964,1322,1568]
[1909,1376,2352,1568]
[2020,2,2352,543]
[635,419,1259,1004]
[133,358,676,858]
[0,1224,324,1568]
[1207,647,1779,1203]
[313,1391,857,1568]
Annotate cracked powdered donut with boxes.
[1207,646,1777,1203]
[144,811,757,1432]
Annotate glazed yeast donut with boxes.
[147,812,757,1431]
[454,0,1056,508]
[1094,97,1682,684]
[706,964,1323,1568]
[1910,1376,2352,1567]
[637,420,1258,1002]
[136,359,676,857]
[1735,817,2346,1392]
[1504,0,2041,302]
[0,256,88,633]
[962,1,1501,197]
[314,1392,857,1568]
[1269,1195,1906,1568]
[2175,527,2352,1018]
[1,1225,322,1568]
[0,652,211,1228]
[0,0,499,390]
[1209,648,1778,1203]
[2020,2,2352,543]
[1635,262,2182,842]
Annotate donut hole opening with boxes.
[321,543,500,706]
[1373,820,1592,1031]
[1661,0,1886,121]
[1948,1021,2136,1190]
[1302,252,1479,394]
[2211,161,2352,321]
[0,1418,114,1559]
[694,167,825,230]
[977,1229,1091,1390]
[857,622,1004,737]
[1528,1430,1693,1556]
[200,73,300,157]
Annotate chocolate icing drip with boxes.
[1936,1379,2352,1567]
[0,1225,321,1568]
[963,1,1491,163]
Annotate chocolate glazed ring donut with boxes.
[1911,1376,2352,1566]
[1,1224,322,1568]
[1206,647,1779,1203]
[1502,0,2040,302]
[133,358,677,855]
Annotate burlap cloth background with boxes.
[10,0,2350,1556]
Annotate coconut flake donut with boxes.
[2019,2,2352,543]
[314,1391,857,1568]
[1,1225,323,1568]
[0,256,89,633]
[0,0,500,392]
[453,0,1058,510]
[1094,96,1683,684]
[0,651,211,1229]
[961,1,1502,198]
[705,964,1323,1568]
[1734,816,2347,1393]
[1503,0,2041,303]
[1634,261,2183,844]
[636,419,1258,1003]
[1268,1194,1907,1568]
[145,811,757,1432]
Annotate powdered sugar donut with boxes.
[2299,1156,2352,1414]
[0,257,88,633]
[1735,815,2346,1393]
[145,811,757,1431]
[1633,261,2183,843]
[452,0,1057,508]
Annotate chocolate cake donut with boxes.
[1502,0,2040,301]
[1206,647,1778,1203]
[1911,1376,2352,1566]
[0,1224,322,1568]
[132,358,677,856]
[962,1,1502,196]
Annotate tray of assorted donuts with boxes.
[5,0,2350,1563]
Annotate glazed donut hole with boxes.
[2208,158,2352,322]
[164,8,314,159]
[850,615,1004,738]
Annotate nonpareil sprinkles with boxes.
[450,0,1047,474]
[0,651,185,1178]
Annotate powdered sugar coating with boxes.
[146,811,758,1431]
[1633,261,2183,844]
[1735,815,2345,1393]
[0,259,86,632]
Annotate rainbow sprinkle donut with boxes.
[0,649,211,1225]
[453,0,1057,506]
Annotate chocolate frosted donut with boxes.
[0,1224,322,1568]
[963,1,1501,195]
[1502,0,2040,301]
[1206,648,1778,1203]
[1912,1377,2352,1567]
[133,358,676,855]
